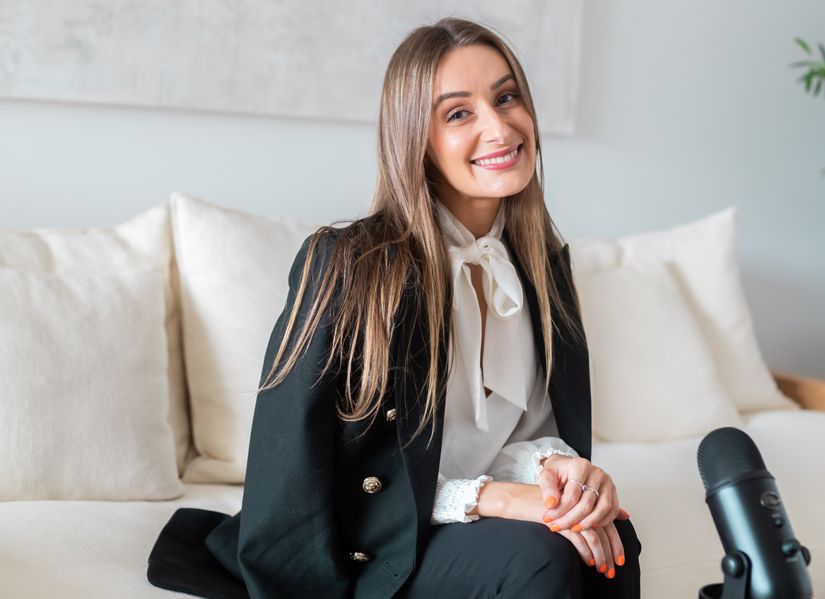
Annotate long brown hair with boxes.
[259,17,584,443]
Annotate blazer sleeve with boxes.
[236,231,352,599]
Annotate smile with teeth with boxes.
[471,144,522,167]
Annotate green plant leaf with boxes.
[798,73,811,83]
[795,37,812,54]
[816,79,823,96]
[819,43,825,61]
[805,71,814,91]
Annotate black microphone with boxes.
[696,427,813,599]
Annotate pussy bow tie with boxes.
[434,200,528,432]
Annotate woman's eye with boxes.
[447,109,469,122]
[497,91,518,105]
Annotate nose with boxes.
[477,101,510,143]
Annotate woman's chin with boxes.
[474,175,532,198]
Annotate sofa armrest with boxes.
[772,371,825,412]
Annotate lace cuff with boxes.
[531,446,579,483]
[488,437,578,484]
[430,474,493,524]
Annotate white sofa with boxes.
[1,194,822,599]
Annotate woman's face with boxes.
[426,44,537,207]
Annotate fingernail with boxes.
[542,515,553,523]
[598,564,606,574]
[588,559,595,566]
[607,568,615,579]
[550,524,561,532]
[571,524,583,532]
[616,555,625,566]
[545,496,557,508]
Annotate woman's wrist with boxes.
[473,480,503,518]
[473,481,543,521]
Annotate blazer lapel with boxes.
[502,232,592,460]
[391,283,448,554]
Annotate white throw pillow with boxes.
[576,260,743,441]
[0,205,192,475]
[171,192,319,483]
[570,207,796,413]
[0,268,183,500]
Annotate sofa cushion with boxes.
[576,260,743,441]
[570,207,797,414]
[171,193,319,483]
[0,483,243,598]
[593,408,825,597]
[0,267,182,500]
[1,411,819,599]
[0,204,192,475]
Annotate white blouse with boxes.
[430,200,579,524]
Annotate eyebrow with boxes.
[433,74,515,109]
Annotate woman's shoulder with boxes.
[553,242,571,267]
[291,212,391,280]
[308,212,397,256]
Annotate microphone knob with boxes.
[801,545,811,566]
[722,554,745,577]
[781,539,801,557]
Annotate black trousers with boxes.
[148,509,641,599]
[400,518,642,599]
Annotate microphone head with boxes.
[697,427,767,492]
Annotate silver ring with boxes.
[569,479,600,498]
[582,484,600,498]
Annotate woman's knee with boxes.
[495,521,583,598]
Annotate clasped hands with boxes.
[539,453,630,580]
[476,453,630,580]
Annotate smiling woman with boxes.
[427,45,537,228]
[146,17,641,599]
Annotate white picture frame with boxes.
[0,1,583,135]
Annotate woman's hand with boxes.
[537,454,631,531]
[475,481,624,577]
[556,523,626,579]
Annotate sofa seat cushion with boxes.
[593,408,825,598]
[1,411,821,599]
[0,484,243,598]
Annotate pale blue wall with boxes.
[1,0,823,377]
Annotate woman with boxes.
[148,17,641,599]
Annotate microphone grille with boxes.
[697,427,766,491]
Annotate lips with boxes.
[470,144,522,163]
[470,143,523,168]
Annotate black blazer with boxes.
[147,227,592,599]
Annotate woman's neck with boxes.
[438,196,502,239]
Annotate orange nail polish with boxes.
[542,515,553,523]
[607,568,615,579]
[588,559,595,566]
[545,496,557,508]
[550,524,561,532]
[616,555,625,566]
[571,524,583,532]
[598,564,607,574]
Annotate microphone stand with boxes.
[699,551,750,599]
